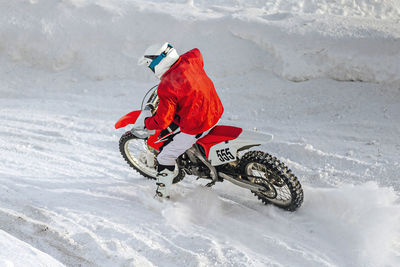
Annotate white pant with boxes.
[157,130,209,166]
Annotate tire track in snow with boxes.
[0,109,126,179]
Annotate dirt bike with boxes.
[115,86,303,211]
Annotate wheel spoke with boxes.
[246,162,293,206]
[119,131,184,184]
[124,139,158,178]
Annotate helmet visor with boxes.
[137,55,159,66]
[144,55,158,60]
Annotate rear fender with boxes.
[229,130,273,149]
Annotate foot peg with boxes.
[205,181,216,187]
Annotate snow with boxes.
[0,229,64,267]
[0,0,400,266]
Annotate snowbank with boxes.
[0,230,64,267]
[1,0,399,85]
[192,0,400,19]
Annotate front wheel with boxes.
[238,151,303,211]
[119,131,184,184]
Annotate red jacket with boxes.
[145,48,224,135]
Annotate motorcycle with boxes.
[115,86,303,211]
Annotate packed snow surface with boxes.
[1,0,400,266]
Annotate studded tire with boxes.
[119,131,184,184]
[238,151,303,211]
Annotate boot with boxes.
[155,168,175,198]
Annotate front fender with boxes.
[114,110,141,129]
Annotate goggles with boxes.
[146,44,173,73]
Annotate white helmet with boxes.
[138,42,179,79]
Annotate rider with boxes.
[136,42,224,198]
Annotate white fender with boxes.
[233,130,273,147]
[208,130,273,166]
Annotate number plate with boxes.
[208,143,237,166]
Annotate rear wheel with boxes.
[119,131,184,183]
[238,151,303,211]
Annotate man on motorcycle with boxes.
[136,42,224,198]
